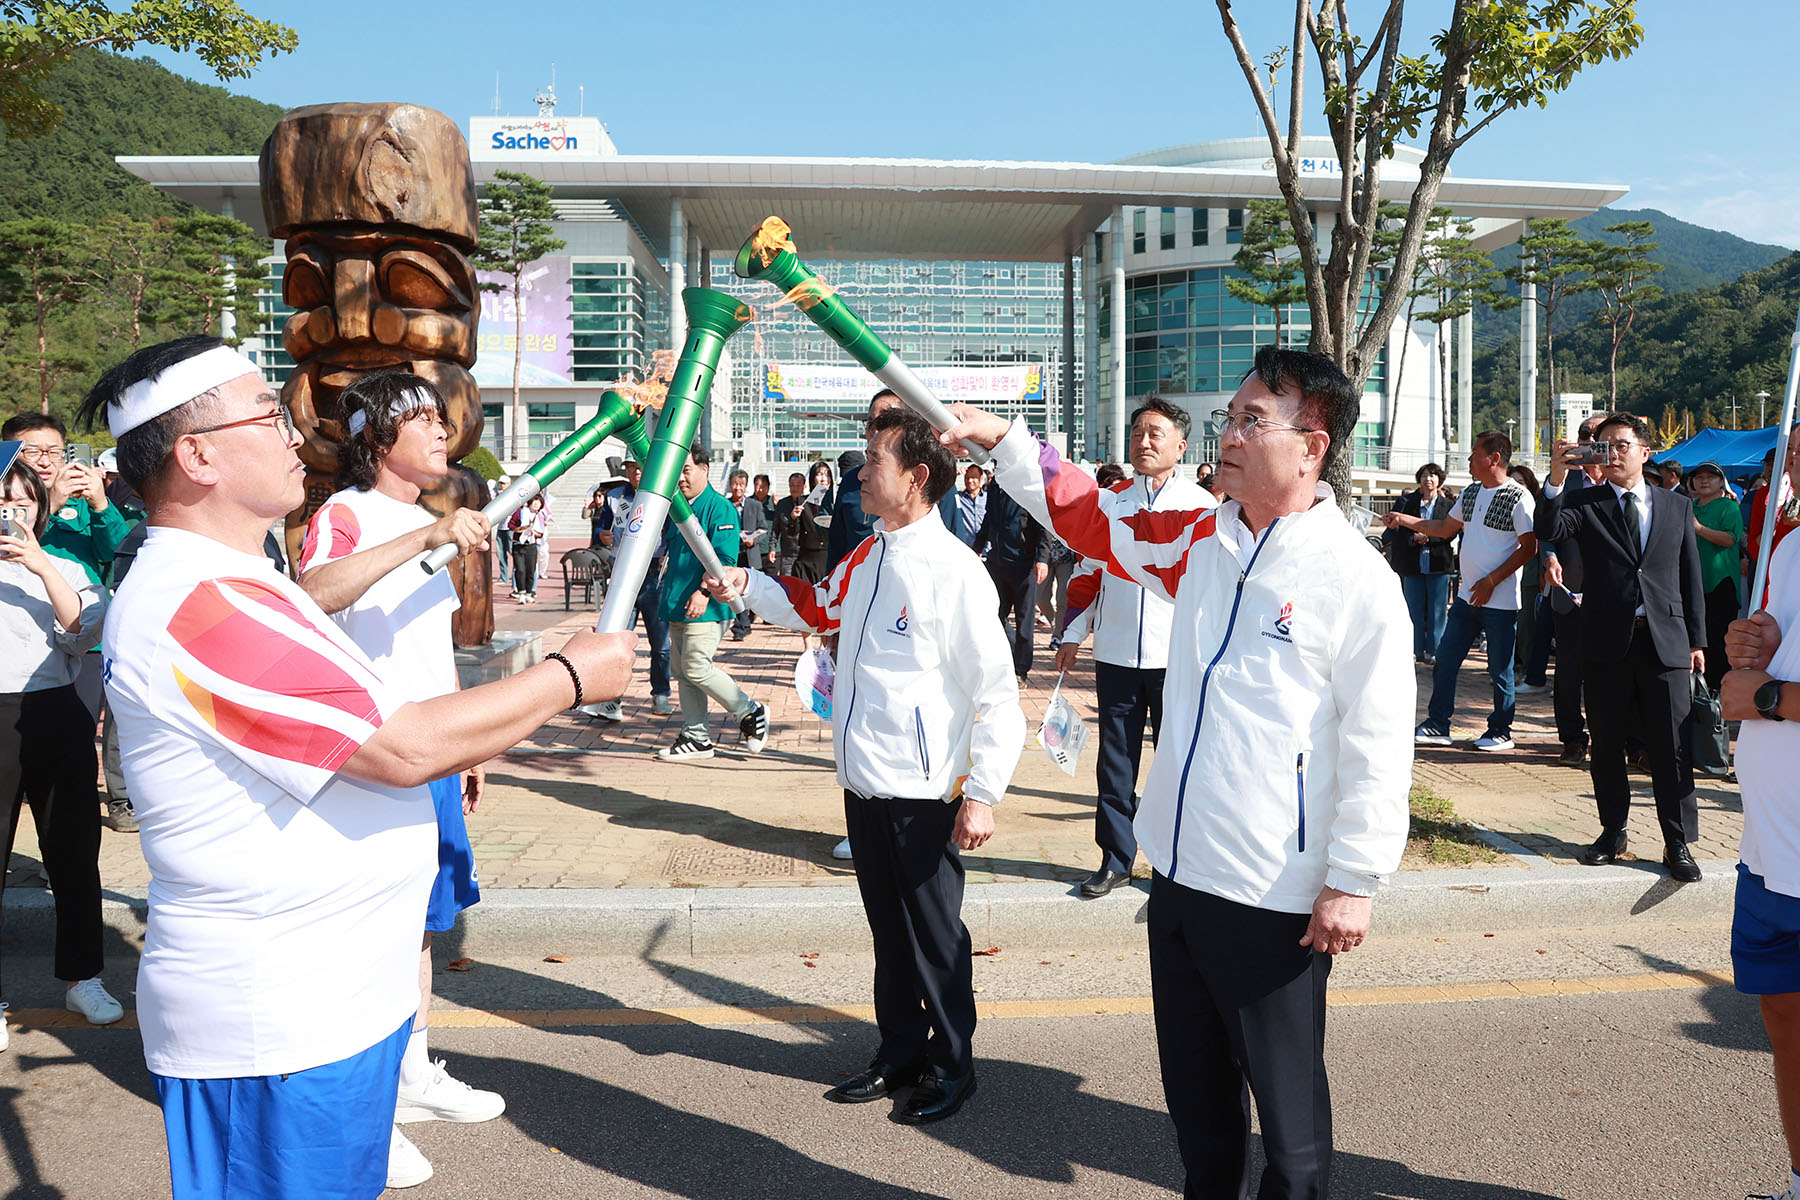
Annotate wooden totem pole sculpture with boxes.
[259,101,494,644]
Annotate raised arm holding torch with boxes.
[734,217,991,466]
[1750,303,1800,611]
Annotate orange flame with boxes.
[609,349,679,412]
[749,216,797,270]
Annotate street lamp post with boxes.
[1730,395,1741,430]
[1506,417,1517,454]
[1759,390,1773,429]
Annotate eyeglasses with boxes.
[16,445,62,462]
[1211,410,1317,440]
[1593,440,1645,455]
[186,402,296,441]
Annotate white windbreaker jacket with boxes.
[993,422,1414,913]
[744,509,1025,807]
[1060,474,1218,668]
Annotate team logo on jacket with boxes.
[1262,600,1295,644]
[891,605,910,637]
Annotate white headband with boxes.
[347,387,437,437]
[111,346,262,438]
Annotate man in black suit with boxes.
[1537,412,1707,882]
[1541,413,1609,767]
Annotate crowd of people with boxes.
[8,330,1800,1200]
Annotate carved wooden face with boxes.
[279,225,481,472]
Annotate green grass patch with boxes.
[1404,786,1505,867]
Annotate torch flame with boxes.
[749,216,797,270]
[783,276,835,312]
[609,349,679,412]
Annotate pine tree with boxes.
[0,217,93,411]
[1505,218,1598,410]
[1227,199,1307,339]
[1587,221,1664,407]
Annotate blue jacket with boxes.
[827,462,964,570]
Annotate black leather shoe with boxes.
[824,1060,922,1104]
[1577,829,1627,866]
[1663,843,1702,883]
[1080,867,1130,899]
[1556,745,1587,769]
[896,1070,978,1124]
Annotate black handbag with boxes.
[1690,671,1732,778]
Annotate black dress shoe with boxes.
[1556,745,1587,769]
[1080,867,1130,899]
[896,1070,978,1124]
[1663,843,1702,883]
[824,1060,922,1104]
[1577,829,1627,866]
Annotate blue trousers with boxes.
[1093,662,1164,874]
[1400,573,1449,658]
[1424,598,1517,738]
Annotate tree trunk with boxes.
[510,277,525,462]
[35,286,51,413]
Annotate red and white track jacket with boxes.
[1060,474,1218,668]
[743,509,1025,807]
[992,422,1414,913]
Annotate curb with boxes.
[3,862,1735,958]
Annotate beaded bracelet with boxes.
[543,651,582,709]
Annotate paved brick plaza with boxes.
[8,549,1746,894]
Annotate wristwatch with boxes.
[1755,679,1787,723]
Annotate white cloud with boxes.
[1628,159,1800,249]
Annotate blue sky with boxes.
[145,0,1800,247]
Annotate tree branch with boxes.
[1448,3,1639,152]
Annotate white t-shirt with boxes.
[102,527,435,1079]
[1454,481,1536,610]
[300,488,459,703]
[1736,533,1800,896]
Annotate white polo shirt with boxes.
[103,527,435,1079]
[300,487,459,703]
[1737,532,1800,897]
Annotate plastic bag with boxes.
[793,646,835,722]
[1037,673,1090,776]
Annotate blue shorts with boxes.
[425,775,480,932]
[154,1016,411,1200]
[1733,863,1800,995]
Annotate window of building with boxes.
[1132,208,1146,255]
[1227,208,1244,244]
[1192,208,1208,246]
[1160,207,1176,251]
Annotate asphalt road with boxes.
[0,922,1779,1199]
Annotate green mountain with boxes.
[0,48,285,224]
[1471,249,1800,436]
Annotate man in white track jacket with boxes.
[940,347,1414,1200]
[705,408,1023,1126]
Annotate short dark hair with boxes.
[788,471,806,483]
[753,473,770,488]
[335,371,451,492]
[2,459,51,537]
[1595,412,1655,450]
[1576,413,1609,442]
[1416,462,1444,485]
[1473,430,1513,462]
[687,440,712,467]
[1,412,66,441]
[1129,395,1192,441]
[75,335,233,492]
[728,468,749,485]
[866,407,954,504]
[1242,346,1359,479]
[868,388,901,416]
[1095,463,1127,488]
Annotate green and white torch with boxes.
[420,390,642,575]
[596,287,754,633]
[733,216,990,465]
[610,398,747,617]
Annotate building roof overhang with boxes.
[116,153,1627,261]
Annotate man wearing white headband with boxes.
[80,336,635,1200]
[296,370,496,1190]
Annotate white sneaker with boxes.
[1,1001,10,1051]
[1471,734,1514,752]
[65,978,123,1025]
[739,702,769,755]
[651,694,673,716]
[1413,725,1453,746]
[580,700,624,722]
[396,1058,506,1124]
[1514,683,1548,695]
[387,1125,433,1189]
[832,837,853,861]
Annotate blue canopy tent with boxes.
[1658,426,1782,481]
